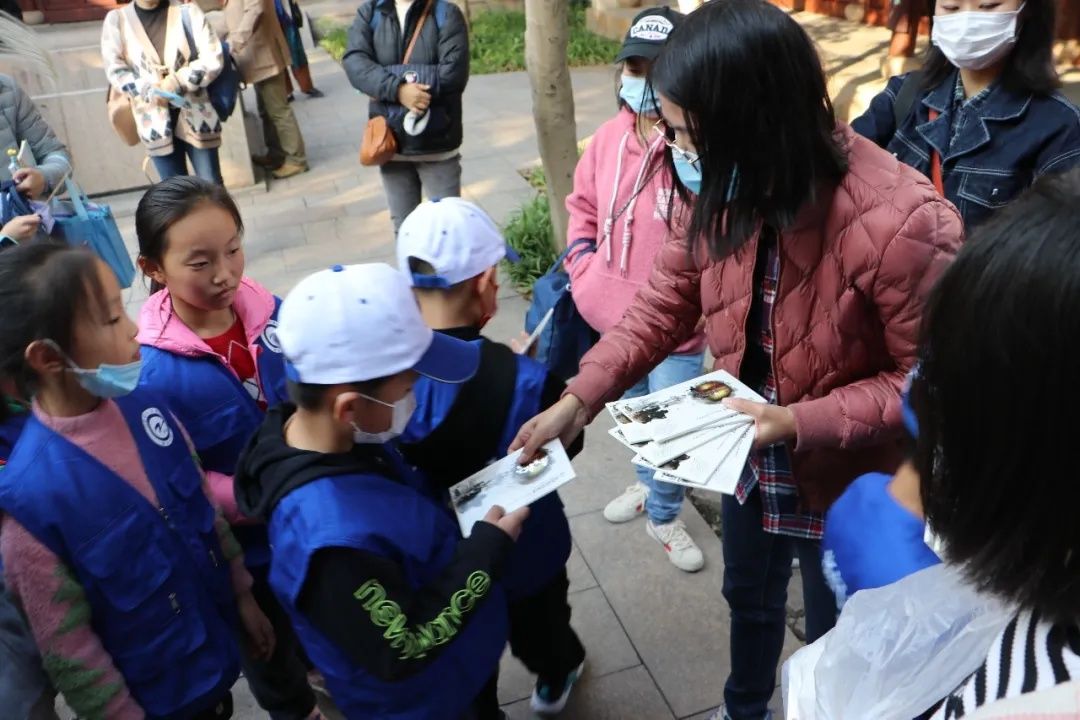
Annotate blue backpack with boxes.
[181,6,242,123]
[524,238,599,382]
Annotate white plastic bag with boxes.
[782,563,1012,720]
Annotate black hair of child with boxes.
[913,169,1080,625]
[135,176,245,294]
[0,242,105,398]
[286,378,389,411]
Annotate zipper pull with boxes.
[158,506,174,528]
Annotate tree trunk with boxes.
[524,0,577,252]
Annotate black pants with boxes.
[240,566,317,720]
[191,692,233,720]
[508,569,586,687]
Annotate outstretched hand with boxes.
[723,398,796,450]
[480,504,530,542]
[508,394,589,463]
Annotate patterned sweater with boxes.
[0,400,251,720]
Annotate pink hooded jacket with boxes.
[565,108,706,356]
[137,277,277,523]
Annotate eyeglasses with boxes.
[653,120,700,169]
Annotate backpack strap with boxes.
[892,70,923,131]
[400,340,519,490]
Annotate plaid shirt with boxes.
[734,231,825,540]
[948,74,995,148]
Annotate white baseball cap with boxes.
[396,197,520,288]
[278,263,479,385]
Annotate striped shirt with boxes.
[930,610,1080,719]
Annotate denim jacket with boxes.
[852,70,1080,229]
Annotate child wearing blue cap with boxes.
[396,198,587,716]
[821,370,940,609]
[235,262,527,720]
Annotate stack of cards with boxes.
[449,439,577,536]
[606,370,760,495]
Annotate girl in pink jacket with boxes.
[564,6,708,573]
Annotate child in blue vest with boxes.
[133,176,320,720]
[234,262,527,720]
[396,197,587,716]
[821,372,940,609]
[0,394,59,720]
[0,242,274,720]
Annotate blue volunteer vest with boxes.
[0,390,240,720]
[821,472,941,609]
[268,450,508,720]
[404,345,573,600]
[140,299,287,567]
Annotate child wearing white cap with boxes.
[234,262,528,720]
[396,198,587,716]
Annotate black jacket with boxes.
[343,0,469,156]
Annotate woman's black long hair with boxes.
[650,0,847,260]
[913,170,1080,624]
[921,0,1059,95]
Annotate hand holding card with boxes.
[451,439,577,536]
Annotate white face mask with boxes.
[351,390,416,444]
[931,5,1024,71]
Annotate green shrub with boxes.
[502,193,557,293]
[471,8,620,75]
[317,8,620,74]
[318,20,348,61]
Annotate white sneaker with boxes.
[647,519,705,572]
[603,482,650,523]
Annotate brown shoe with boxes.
[252,154,281,169]
[272,162,309,179]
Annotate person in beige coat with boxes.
[223,0,308,178]
[102,0,225,183]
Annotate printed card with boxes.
[450,439,576,537]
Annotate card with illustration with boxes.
[652,423,755,495]
[635,413,753,467]
[611,370,765,443]
[449,439,577,537]
[608,426,648,451]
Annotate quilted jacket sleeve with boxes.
[566,232,703,416]
[789,199,962,451]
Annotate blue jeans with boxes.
[151,139,223,184]
[721,490,837,720]
[623,351,705,525]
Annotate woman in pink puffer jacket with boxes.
[513,2,963,719]
[565,5,711,574]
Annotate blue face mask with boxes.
[619,75,660,117]
[673,153,702,195]
[47,340,142,399]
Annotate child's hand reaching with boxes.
[482,504,530,542]
[238,591,276,660]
